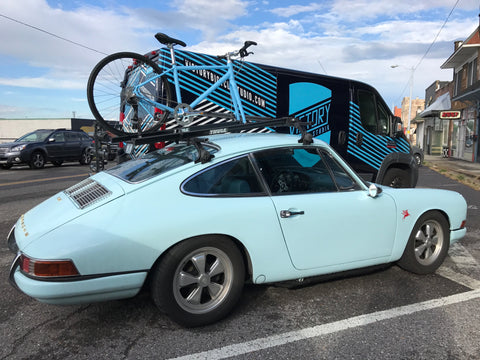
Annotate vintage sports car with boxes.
[8,132,467,327]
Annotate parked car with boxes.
[7,132,467,327]
[412,146,424,166]
[0,129,93,169]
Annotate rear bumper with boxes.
[450,227,467,244]
[9,262,147,305]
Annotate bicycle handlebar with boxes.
[217,40,257,60]
[239,41,257,57]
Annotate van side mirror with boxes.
[392,116,403,137]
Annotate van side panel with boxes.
[152,48,417,186]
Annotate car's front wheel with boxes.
[151,235,245,327]
[79,149,92,165]
[29,151,45,169]
[397,211,449,274]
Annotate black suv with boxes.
[0,129,94,169]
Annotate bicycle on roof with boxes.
[87,33,258,137]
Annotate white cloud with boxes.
[270,2,325,17]
[0,76,84,89]
[0,0,478,118]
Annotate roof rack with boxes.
[112,116,313,147]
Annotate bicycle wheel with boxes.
[87,52,172,137]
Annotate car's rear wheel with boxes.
[29,151,45,169]
[151,235,245,327]
[397,211,449,274]
[1,164,12,169]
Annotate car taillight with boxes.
[460,220,467,229]
[119,112,125,124]
[20,254,79,277]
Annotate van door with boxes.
[347,88,412,184]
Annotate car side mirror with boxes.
[48,138,55,143]
[368,183,382,198]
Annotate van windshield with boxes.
[107,143,218,183]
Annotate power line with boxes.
[413,0,460,71]
[394,0,461,105]
[0,12,108,56]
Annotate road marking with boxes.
[437,243,480,289]
[170,289,480,360]
[0,173,88,187]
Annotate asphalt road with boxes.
[0,163,479,359]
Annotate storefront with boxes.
[450,89,480,163]
[418,93,451,157]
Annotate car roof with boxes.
[204,132,327,157]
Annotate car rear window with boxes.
[107,143,218,183]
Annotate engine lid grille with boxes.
[64,178,112,209]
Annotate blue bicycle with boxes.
[87,33,257,137]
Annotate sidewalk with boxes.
[424,155,480,190]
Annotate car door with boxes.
[253,146,397,271]
[64,132,82,159]
[45,132,66,159]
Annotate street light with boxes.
[391,64,415,140]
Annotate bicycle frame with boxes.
[133,47,247,123]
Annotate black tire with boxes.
[414,153,422,166]
[151,235,245,327]
[51,160,63,167]
[382,168,411,188]
[29,151,45,169]
[79,149,92,165]
[1,164,13,169]
[397,211,449,275]
[87,52,173,137]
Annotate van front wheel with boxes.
[382,168,411,188]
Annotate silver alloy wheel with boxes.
[31,152,45,168]
[173,246,234,314]
[414,219,444,266]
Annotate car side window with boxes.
[65,132,80,142]
[52,132,65,142]
[182,156,264,196]
[254,147,338,194]
[320,151,361,191]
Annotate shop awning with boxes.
[418,92,451,118]
[441,44,480,69]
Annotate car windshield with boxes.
[107,143,219,182]
[16,130,53,142]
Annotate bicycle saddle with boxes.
[155,33,186,47]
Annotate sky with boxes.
[0,0,479,119]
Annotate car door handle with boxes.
[280,210,305,218]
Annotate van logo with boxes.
[288,82,332,142]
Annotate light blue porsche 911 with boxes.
[8,132,467,327]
